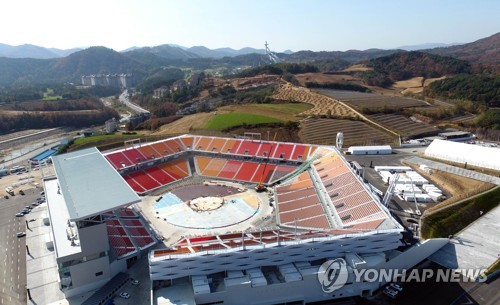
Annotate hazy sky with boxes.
[2,0,499,52]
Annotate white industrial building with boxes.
[348,145,392,155]
[425,139,500,171]
[43,148,146,297]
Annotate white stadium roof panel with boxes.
[51,147,140,221]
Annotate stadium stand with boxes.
[145,166,176,185]
[123,175,146,193]
[129,170,161,190]
[105,219,137,257]
[218,160,244,179]
[201,158,227,177]
[122,148,147,164]
[233,162,260,181]
[220,139,242,154]
[179,136,194,150]
[105,152,133,169]
[235,140,261,156]
[137,145,162,160]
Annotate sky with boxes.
[1,0,499,52]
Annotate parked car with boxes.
[390,283,403,291]
[16,232,26,238]
[19,190,25,195]
[119,292,130,299]
[4,195,8,199]
[131,279,140,286]
[15,213,24,217]
[383,288,398,299]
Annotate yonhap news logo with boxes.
[317,258,348,293]
[316,259,488,291]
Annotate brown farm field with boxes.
[229,74,281,90]
[368,113,440,138]
[152,112,216,135]
[299,118,397,146]
[393,76,447,95]
[294,73,362,86]
[342,64,373,72]
[272,85,358,118]
[314,89,429,111]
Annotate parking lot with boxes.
[0,187,42,305]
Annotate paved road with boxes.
[119,90,150,114]
[0,188,39,305]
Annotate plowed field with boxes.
[300,118,396,146]
[272,85,358,118]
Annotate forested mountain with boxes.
[186,46,266,58]
[0,47,148,86]
[124,45,200,60]
[425,74,500,107]
[361,51,471,87]
[424,32,500,66]
[51,47,147,80]
[0,32,497,87]
[281,49,401,63]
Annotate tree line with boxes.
[0,108,118,131]
[425,74,500,107]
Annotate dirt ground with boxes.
[229,75,281,90]
[393,76,447,95]
[152,112,215,135]
[294,73,361,86]
[393,77,424,89]
[271,85,358,118]
[404,163,493,212]
[342,64,373,72]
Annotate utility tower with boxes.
[264,41,281,64]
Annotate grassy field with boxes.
[218,103,312,121]
[204,113,282,130]
[42,88,63,101]
[421,186,500,239]
[74,133,143,146]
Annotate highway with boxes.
[0,188,39,305]
[119,90,150,114]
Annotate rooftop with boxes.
[51,147,140,221]
[45,177,82,258]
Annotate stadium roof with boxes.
[51,147,140,221]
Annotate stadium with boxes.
[43,134,448,305]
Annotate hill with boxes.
[124,44,200,60]
[362,51,471,87]
[0,47,148,86]
[282,48,400,63]
[425,74,500,107]
[186,46,266,58]
[52,47,146,80]
[0,43,82,59]
[424,32,500,66]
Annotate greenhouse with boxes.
[425,139,500,171]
